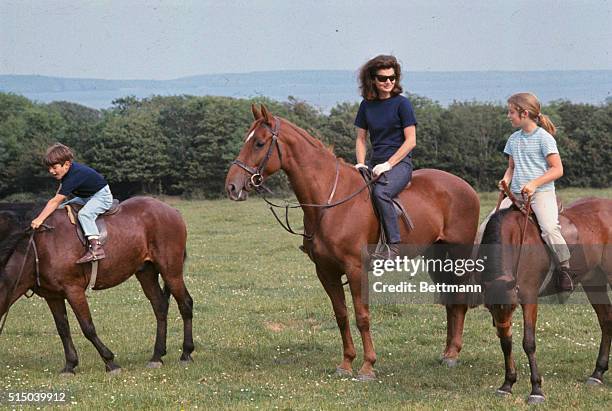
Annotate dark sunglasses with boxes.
[374,75,396,83]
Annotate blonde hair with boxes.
[507,92,556,136]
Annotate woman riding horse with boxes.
[226,104,480,380]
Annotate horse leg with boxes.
[427,245,469,366]
[65,288,121,373]
[583,278,611,385]
[522,303,545,404]
[442,304,468,367]
[492,304,517,395]
[44,297,79,375]
[136,268,170,368]
[158,262,194,363]
[347,270,376,381]
[315,266,356,376]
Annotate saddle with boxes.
[358,168,414,245]
[64,199,121,246]
[496,183,580,296]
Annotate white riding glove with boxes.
[354,163,368,170]
[372,161,392,177]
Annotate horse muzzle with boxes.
[226,181,249,201]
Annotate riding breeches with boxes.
[477,190,571,264]
[371,161,413,244]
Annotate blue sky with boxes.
[1,0,611,79]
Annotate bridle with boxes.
[229,117,382,240]
[0,226,49,336]
[231,117,282,191]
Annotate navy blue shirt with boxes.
[59,162,107,197]
[354,94,417,164]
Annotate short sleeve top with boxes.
[354,94,417,164]
[503,127,559,193]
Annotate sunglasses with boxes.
[374,75,396,83]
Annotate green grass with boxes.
[0,189,610,410]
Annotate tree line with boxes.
[0,91,609,199]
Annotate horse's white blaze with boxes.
[246,130,255,142]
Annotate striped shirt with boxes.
[503,127,559,193]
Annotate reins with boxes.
[232,116,381,240]
[497,181,532,292]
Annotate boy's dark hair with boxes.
[44,143,74,167]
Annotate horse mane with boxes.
[481,207,515,245]
[0,202,41,225]
[281,118,336,155]
[0,228,30,271]
[480,207,516,283]
[0,203,43,270]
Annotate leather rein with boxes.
[231,117,380,240]
[496,181,532,293]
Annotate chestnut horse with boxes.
[225,105,480,380]
[481,197,611,404]
[0,197,194,374]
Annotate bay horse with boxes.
[0,197,194,374]
[225,105,480,380]
[481,197,611,403]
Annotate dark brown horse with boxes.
[225,105,480,380]
[0,197,194,374]
[481,197,611,404]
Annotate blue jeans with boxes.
[370,161,413,244]
[60,185,113,237]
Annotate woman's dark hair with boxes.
[358,54,404,100]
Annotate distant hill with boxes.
[1,70,610,111]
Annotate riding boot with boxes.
[371,243,401,261]
[76,238,106,264]
[555,266,576,292]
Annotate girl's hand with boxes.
[497,179,509,190]
[521,181,537,197]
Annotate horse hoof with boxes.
[147,361,163,369]
[59,371,75,377]
[107,367,122,376]
[526,394,545,405]
[441,357,458,368]
[586,377,603,386]
[180,354,193,365]
[495,389,511,397]
[356,372,376,382]
[335,367,352,377]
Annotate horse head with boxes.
[226,104,284,201]
[0,227,36,329]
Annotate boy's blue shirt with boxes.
[59,162,107,198]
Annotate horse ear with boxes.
[261,104,273,126]
[251,104,262,120]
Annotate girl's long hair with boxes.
[507,92,556,136]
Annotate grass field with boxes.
[0,189,610,410]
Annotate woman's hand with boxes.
[354,163,368,170]
[372,162,392,177]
